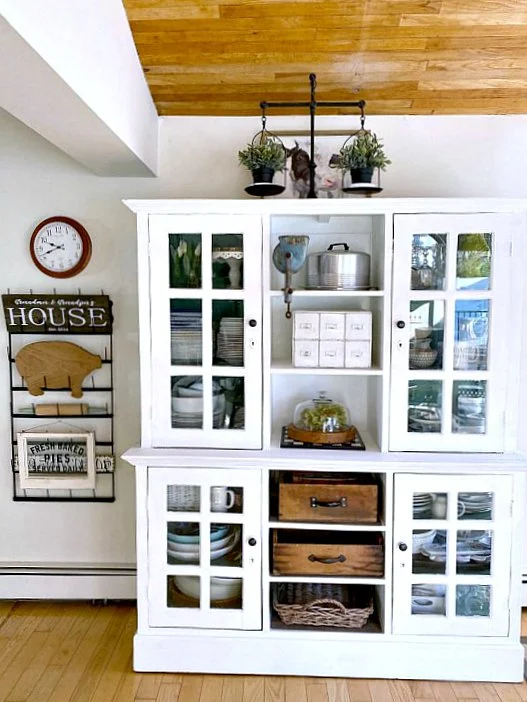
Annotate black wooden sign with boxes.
[2,294,113,334]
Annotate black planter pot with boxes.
[252,166,275,183]
[350,167,374,184]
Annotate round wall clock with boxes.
[29,216,92,278]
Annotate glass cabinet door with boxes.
[149,215,262,448]
[392,473,513,636]
[147,467,262,630]
[390,213,521,452]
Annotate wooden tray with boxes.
[286,424,356,445]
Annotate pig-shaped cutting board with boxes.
[15,341,102,398]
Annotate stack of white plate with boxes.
[167,525,240,564]
[171,311,202,364]
[458,492,492,517]
[232,407,244,429]
[413,493,433,518]
[216,318,244,366]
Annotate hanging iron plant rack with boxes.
[260,73,366,199]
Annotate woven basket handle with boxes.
[304,598,347,613]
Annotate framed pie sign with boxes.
[17,431,96,490]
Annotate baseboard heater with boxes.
[0,563,136,600]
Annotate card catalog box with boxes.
[345,311,372,340]
[319,313,345,340]
[293,312,319,340]
[293,340,319,367]
[319,341,345,367]
[345,341,371,368]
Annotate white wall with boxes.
[1,108,526,567]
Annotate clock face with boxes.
[30,217,92,278]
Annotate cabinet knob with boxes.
[248,537,257,546]
[396,321,406,329]
[248,319,257,328]
[398,542,408,552]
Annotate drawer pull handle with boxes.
[308,554,346,565]
[310,496,347,509]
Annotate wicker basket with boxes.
[273,583,373,629]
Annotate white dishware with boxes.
[175,575,242,602]
[211,486,236,512]
[167,485,200,511]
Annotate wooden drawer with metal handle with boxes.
[278,472,379,524]
[272,530,384,577]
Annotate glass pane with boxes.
[412,584,446,615]
[413,492,447,520]
[456,530,492,575]
[169,234,202,289]
[210,486,244,513]
[213,376,245,431]
[167,485,200,512]
[210,523,243,567]
[408,380,442,433]
[454,301,489,371]
[411,233,447,291]
[167,522,200,565]
[170,300,202,365]
[210,577,243,609]
[412,529,447,574]
[167,575,200,608]
[212,234,244,290]
[456,585,491,617]
[452,381,486,435]
[409,301,444,370]
[458,492,493,520]
[456,234,492,291]
[171,376,203,429]
[213,301,244,367]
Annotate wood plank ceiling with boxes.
[123,0,527,116]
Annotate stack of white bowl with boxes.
[172,378,226,429]
[175,575,242,602]
[412,529,437,554]
[167,525,240,565]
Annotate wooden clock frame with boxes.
[30,216,92,278]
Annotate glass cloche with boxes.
[293,391,350,434]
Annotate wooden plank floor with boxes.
[0,601,526,702]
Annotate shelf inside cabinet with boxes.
[270,362,383,376]
[269,290,384,298]
[268,521,386,531]
[269,575,386,585]
[269,611,383,635]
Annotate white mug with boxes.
[454,341,480,370]
[211,486,236,512]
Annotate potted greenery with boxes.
[238,138,286,184]
[337,131,391,184]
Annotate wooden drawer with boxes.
[278,473,378,524]
[272,531,383,577]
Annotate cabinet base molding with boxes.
[133,633,524,682]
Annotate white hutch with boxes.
[123,198,527,681]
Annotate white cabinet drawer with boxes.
[345,311,372,340]
[293,340,319,367]
[319,340,345,367]
[345,341,371,368]
[293,312,319,340]
[319,313,345,340]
